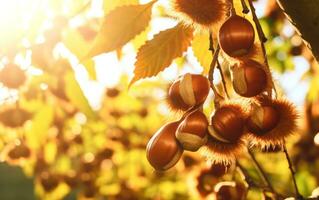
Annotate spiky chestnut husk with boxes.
[172,0,229,27]
[0,63,26,89]
[219,15,255,57]
[214,181,247,200]
[232,59,268,97]
[247,97,299,148]
[203,103,248,165]
[176,110,208,151]
[146,121,183,171]
[167,73,210,111]
[203,135,246,165]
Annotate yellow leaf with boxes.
[192,32,212,74]
[64,72,96,119]
[104,0,139,15]
[63,29,96,80]
[87,1,157,58]
[130,24,194,86]
[131,26,150,51]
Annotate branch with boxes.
[283,143,303,200]
[216,60,230,99]
[276,0,319,62]
[208,32,224,104]
[247,149,277,195]
[247,0,277,98]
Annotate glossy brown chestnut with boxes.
[209,106,245,143]
[176,110,208,151]
[246,105,280,135]
[232,60,268,97]
[167,73,210,111]
[219,15,255,57]
[146,121,183,171]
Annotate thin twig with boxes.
[208,32,224,103]
[241,0,250,14]
[247,149,276,195]
[247,0,278,98]
[237,160,285,200]
[283,143,304,200]
[229,0,236,16]
[216,60,230,99]
[236,161,260,188]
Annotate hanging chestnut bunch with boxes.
[176,110,208,151]
[219,15,255,57]
[232,59,268,97]
[146,121,183,171]
[167,73,210,111]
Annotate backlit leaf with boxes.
[64,72,96,119]
[63,29,96,80]
[26,105,54,149]
[192,32,212,74]
[103,0,139,15]
[130,24,194,86]
[87,1,156,58]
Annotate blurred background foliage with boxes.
[0,0,318,199]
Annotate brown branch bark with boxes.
[276,0,319,62]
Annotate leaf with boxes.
[63,29,96,80]
[132,26,150,51]
[192,32,212,74]
[130,24,194,86]
[87,1,156,58]
[103,0,139,15]
[64,72,96,119]
[26,105,54,149]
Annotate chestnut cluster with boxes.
[146,74,252,170]
[147,73,210,171]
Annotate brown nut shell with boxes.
[146,122,183,171]
[219,15,255,57]
[232,60,268,97]
[167,73,210,111]
[176,110,208,151]
[210,106,245,143]
[246,105,280,135]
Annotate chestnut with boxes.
[232,60,268,97]
[219,15,255,57]
[209,106,245,143]
[146,121,183,171]
[246,105,280,135]
[176,110,208,151]
[167,73,210,111]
